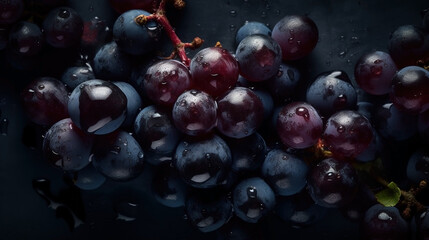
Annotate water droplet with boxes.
[138,152,144,159]
[247,186,257,199]
[38,84,45,90]
[261,11,266,18]
[183,214,188,220]
[374,59,382,64]
[339,51,347,58]
[288,37,294,43]
[58,9,70,18]
[378,212,392,221]
[295,107,310,120]
[230,24,236,32]
[282,155,288,160]
[334,94,348,110]
[334,124,346,134]
[111,146,121,155]
[230,10,237,17]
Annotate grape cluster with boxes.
[2,0,429,239]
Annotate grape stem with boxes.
[372,171,427,219]
[135,0,203,66]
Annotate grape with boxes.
[112,81,142,129]
[391,66,429,114]
[361,204,409,240]
[0,0,24,25]
[68,79,127,135]
[277,101,323,149]
[134,105,181,165]
[190,47,239,97]
[232,177,276,223]
[307,158,359,208]
[376,103,418,141]
[267,63,300,103]
[8,21,43,56]
[93,41,132,82]
[109,0,155,13]
[43,118,93,171]
[217,87,264,139]
[406,148,429,184]
[227,132,266,174]
[112,9,159,56]
[235,21,272,46]
[185,191,232,232]
[323,110,373,159]
[306,70,357,117]
[235,34,282,82]
[271,15,318,61]
[355,130,379,163]
[61,66,95,90]
[417,209,429,240]
[144,59,192,106]
[275,190,327,227]
[42,7,84,48]
[174,135,232,189]
[151,161,187,208]
[339,185,376,222]
[354,51,398,95]
[172,90,217,136]
[71,162,106,190]
[388,25,429,68]
[261,149,308,196]
[91,131,144,181]
[21,77,69,126]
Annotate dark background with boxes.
[0,0,428,239]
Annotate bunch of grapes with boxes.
[2,0,429,239]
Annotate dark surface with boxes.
[0,0,428,239]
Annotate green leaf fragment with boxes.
[375,182,401,207]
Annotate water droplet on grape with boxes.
[337,125,345,133]
[247,186,257,199]
[295,107,310,120]
[378,212,393,221]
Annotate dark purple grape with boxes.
[235,21,272,46]
[275,190,327,228]
[377,103,418,141]
[152,161,187,208]
[271,15,318,61]
[93,41,132,81]
[61,66,95,90]
[68,79,127,135]
[253,89,273,121]
[388,25,429,68]
[267,63,300,103]
[144,59,192,106]
[306,70,357,117]
[92,131,144,181]
[43,118,93,171]
[109,0,155,13]
[21,77,69,126]
[232,177,276,223]
[134,105,181,165]
[42,7,83,48]
[172,90,217,136]
[190,47,239,97]
[354,51,398,95]
[217,87,264,139]
[323,110,373,159]
[307,158,359,208]
[417,209,429,240]
[391,66,429,114]
[174,135,232,188]
[112,81,142,129]
[0,0,24,25]
[355,130,379,163]
[228,132,266,174]
[361,204,409,240]
[277,101,323,149]
[72,162,106,190]
[235,34,282,82]
[261,149,308,196]
[185,191,232,233]
[8,21,43,56]
[113,9,159,55]
[406,148,429,184]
